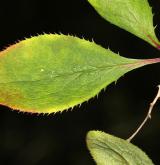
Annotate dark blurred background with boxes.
[0,0,160,164]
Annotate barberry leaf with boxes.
[88,0,160,48]
[0,34,159,113]
[86,131,154,165]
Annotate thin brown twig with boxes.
[127,85,160,142]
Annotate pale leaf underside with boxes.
[87,131,154,165]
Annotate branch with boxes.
[127,85,160,142]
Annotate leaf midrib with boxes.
[0,61,137,84]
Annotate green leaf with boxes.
[0,34,159,113]
[86,131,154,165]
[88,0,160,48]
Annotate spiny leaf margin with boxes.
[0,34,159,114]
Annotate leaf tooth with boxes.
[154,25,157,30]
[96,93,99,99]
[57,31,63,35]
[77,104,80,108]
[70,106,74,110]
[103,87,107,92]
[91,38,95,43]
[115,79,118,84]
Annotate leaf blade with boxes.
[0,34,159,113]
[86,131,154,165]
[88,0,160,48]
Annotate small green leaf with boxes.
[88,0,160,48]
[86,131,154,165]
[0,34,159,113]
